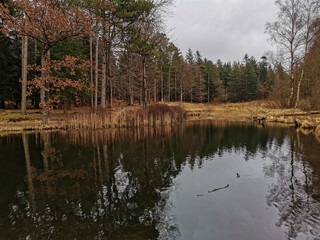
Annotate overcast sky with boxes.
[166,0,278,63]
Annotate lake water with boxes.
[0,121,320,240]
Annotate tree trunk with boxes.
[142,56,147,108]
[174,73,177,102]
[129,76,134,106]
[295,11,311,109]
[101,42,106,109]
[288,62,295,108]
[109,77,113,107]
[207,74,210,103]
[140,65,143,106]
[154,77,157,103]
[34,99,39,109]
[129,91,133,106]
[107,44,112,107]
[32,40,37,110]
[161,66,163,103]
[0,100,5,109]
[168,70,171,103]
[46,50,51,119]
[288,17,296,108]
[295,67,304,109]
[90,34,94,109]
[199,74,202,103]
[130,93,133,106]
[34,40,37,64]
[94,32,99,110]
[40,51,49,124]
[21,35,28,115]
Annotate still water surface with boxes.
[0,121,320,240]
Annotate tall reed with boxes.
[62,104,185,130]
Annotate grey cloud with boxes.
[167,0,278,62]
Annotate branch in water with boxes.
[208,184,229,193]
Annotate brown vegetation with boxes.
[0,103,184,133]
[1,101,320,139]
[169,101,320,138]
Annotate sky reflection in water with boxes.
[0,121,319,240]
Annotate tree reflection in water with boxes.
[263,130,320,239]
[0,121,319,239]
[0,127,181,240]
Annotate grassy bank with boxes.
[1,101,320,139]
[0,104,184,134]
[169,101,320,139]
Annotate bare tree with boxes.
[266,0,305,107]
[295,0,320,108]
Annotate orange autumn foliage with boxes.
[0,0,92,48]
[27,56,93,109]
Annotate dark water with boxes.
[0,121,320,240]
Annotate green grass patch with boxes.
[0,110,41,122]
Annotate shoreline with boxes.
[0,101,319,139]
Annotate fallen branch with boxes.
[208,184,229,193]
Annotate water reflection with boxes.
[0,121,319,239]
[263,131,320,239]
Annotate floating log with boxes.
[208,184,230,193]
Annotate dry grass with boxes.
[169,100,320,122]
[170,101,267,119]
[169,100,320,138]
[1,101,320,138]
[0,103,184,133]
[63,104,184,130]
[0,109,58,133]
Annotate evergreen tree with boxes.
[0,34,20,108]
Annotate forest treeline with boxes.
[0,0,319,123]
